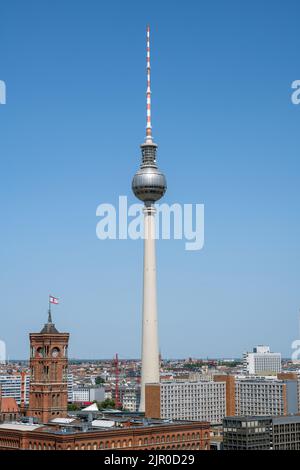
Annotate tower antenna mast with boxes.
[114,353,121,409]
[146,25,153,143]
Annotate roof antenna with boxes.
[145,25,153,143]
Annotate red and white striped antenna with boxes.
[145,25,153,143]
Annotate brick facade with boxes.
[28,331,69,423]
[213,375,236,416]
[0,421,210,450]
[145,384,161,419]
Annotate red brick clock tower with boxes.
[28,309,69,424]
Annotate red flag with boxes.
[49,296,59,304]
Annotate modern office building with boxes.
[272,415,300,450]
[235,377,298,416]
[223,416,273,450]
[223,415,300,450]
[243,346,281,375]
[145,381,227,425]
[145,374,300,424]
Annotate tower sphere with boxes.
[132,143,167,203]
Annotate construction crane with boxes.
[114,353,121,409]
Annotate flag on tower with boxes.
[49,296,59,304]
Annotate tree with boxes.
[95,376,105,385]
[68,403,81,411]
[98,398,115,409]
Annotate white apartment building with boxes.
[0,374,30,404]
[235,377,297,416]
[67,374,73,402]
[156,381,226,425]
[72,385,105,403]
[0,373,73,404]
[122,389,139,412]
[243,346,281,375]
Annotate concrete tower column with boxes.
[132,26,167,413]
[139,204,160,412]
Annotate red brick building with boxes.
[0,420,210,450]
[0,397,19,423]
[28,310,69,423]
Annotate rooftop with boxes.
[0,397,19,413]
[0,413,209,436]
[0,423,42,432]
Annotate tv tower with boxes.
[132,25,167,412]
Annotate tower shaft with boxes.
[139,205,160,411]
[132,26,167,413]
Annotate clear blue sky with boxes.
[0,0,299,359]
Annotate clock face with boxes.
[51,348,59,358]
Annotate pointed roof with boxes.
[0,397,19,413]
[40,308,59,334]
[40,323,59,334]
[81,403,99,412]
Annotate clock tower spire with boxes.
[28,307,69,423]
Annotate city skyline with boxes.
[1,0,300,359]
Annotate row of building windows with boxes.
[27,433,209,451]
[0,439,19,448]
